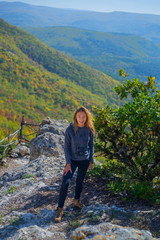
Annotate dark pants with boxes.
[58,159,90,208]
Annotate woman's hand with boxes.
[88,162,93,171]
[63,164,72,176]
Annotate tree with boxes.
[94,70,160,184]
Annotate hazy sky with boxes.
[1,0,160,15]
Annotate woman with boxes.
[55,106,95,222]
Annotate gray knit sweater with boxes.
[64,123,94,164]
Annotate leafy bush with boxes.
[107,178,160,204]
[93,70,160,202]
[87,163,111,178]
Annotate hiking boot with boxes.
[55,207,63,222]
[74,199,84,209]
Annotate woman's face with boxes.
[76,111,87,127]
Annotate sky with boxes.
[1,0,160,15]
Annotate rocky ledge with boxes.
[0,118,159,240]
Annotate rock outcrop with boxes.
[0,118,160,240]
[10,144,30,158]
[30,118,69,160]
[71,223,156,240]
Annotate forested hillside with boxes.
[24,26,160,82]
[1,2,160,83]
[0,18,120,139]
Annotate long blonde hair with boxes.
[73,106,95,135]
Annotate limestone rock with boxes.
[0,117,159,240]
[30,132,64,160]
[37,118,69,136]
[11,144,30,157]
[30,118,69,160]
[71,223,159,240]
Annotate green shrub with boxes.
[87,163,111,178]
[93,70,160,203]
[8,186,16,194]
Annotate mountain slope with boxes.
[23,26,160,83]
[1,2,160,43]
[0,18,120,139]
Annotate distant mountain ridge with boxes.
[23,26,160,83]
[1,1,160,43]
